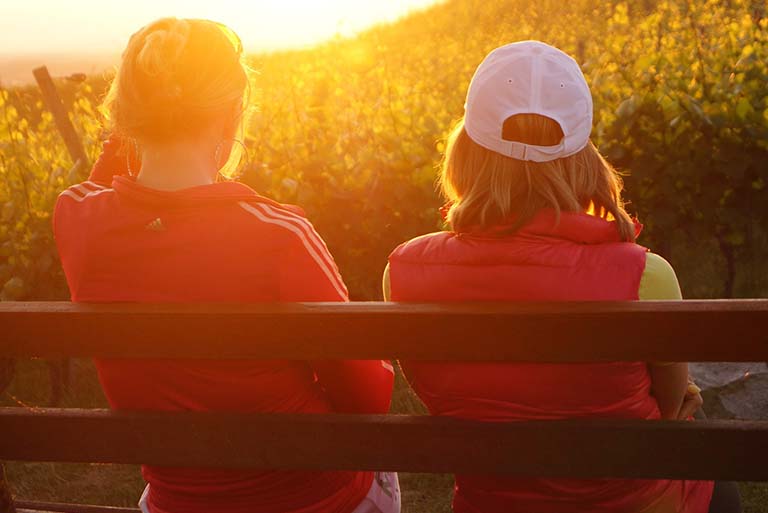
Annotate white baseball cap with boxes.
[464,41,593,162]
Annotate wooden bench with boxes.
[2,300,768,513]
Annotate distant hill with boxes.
[0,2,439,88]
[0,53,118,87]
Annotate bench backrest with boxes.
[2,300,768,482]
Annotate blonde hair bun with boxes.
[103,17,249,149]
[135,19,190,80]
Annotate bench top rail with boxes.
[15,501,138,513]
[1,300,767,361]
[3,300,767,485]
[2,408,767,481]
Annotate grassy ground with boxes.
[3,359,766,512]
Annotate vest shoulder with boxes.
[589,240,648,262]
[389,231,456,262]
[390,230,646,266]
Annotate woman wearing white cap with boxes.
[384,41,740,513]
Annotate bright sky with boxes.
[1,0,439,55]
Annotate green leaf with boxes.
[736,98,753,120]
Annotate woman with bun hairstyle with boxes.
[54,18,398,513]
[384,41,739,513]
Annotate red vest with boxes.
[389,210,712,513]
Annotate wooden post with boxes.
[32,66,88,167]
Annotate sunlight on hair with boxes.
[441,116,636,242]
[102,18,252,178]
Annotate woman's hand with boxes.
[649,362,688,420]
[677,379,703,420]
[88,135,138,184]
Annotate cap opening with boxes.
[501,113,564,147]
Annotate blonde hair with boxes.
[440,114,636,242]
[102,18,250,177]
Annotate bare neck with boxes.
[137,141,218,191]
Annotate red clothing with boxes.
[88,135,141,181]
[54,174,394,513]
[388,210,713,513]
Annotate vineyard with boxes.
[1,0,768,510]
[1,0,767,302]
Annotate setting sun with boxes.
[2,0,439,55]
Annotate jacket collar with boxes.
[112,176,291,211]
[469,209,643,245]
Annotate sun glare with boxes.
[1,0,439,55]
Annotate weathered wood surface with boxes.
[16,501,136,513]
[1,301,766,361]
[31,67,88,167]
[2,408,767,481]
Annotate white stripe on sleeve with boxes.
[254,203,347,297]
[238,201,348,300]
[58,188,114,202]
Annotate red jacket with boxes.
[388,210,712,513]
[54,153,394,513]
